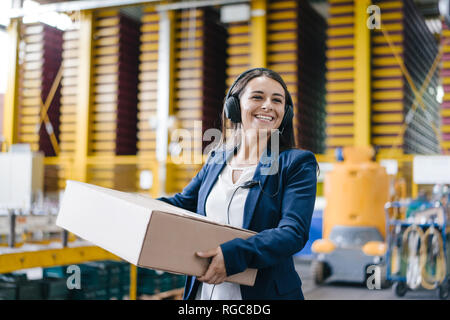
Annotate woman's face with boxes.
[239,76,286,133]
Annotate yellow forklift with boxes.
[311,146,390,286]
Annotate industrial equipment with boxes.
[311,146,390,285]
[385,185,450,299]
[0,145,44,212]
[0,144,62,246]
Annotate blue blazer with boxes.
[157,146,318,300]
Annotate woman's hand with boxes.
[196,247,227,285]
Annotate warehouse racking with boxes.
[267,0,327,154]
[1,0,450,300]
[371,0,440,156]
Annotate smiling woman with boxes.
[157,68,318,300]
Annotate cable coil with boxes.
[401,223,446,290]
[420,225,446,290]
[402,224,424,290]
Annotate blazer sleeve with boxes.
[220,151,317,275]
[156,159,209,213]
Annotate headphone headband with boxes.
[225,68,263,100]
[225,67,293,106]
[224,67,294,130]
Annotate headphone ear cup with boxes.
[224,96,242,123]
[279,105,293,131]
[285,105,293,122]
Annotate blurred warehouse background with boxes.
[0,0,449,300]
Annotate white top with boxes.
[195,163,257,300]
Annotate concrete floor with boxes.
[293,256,446,300]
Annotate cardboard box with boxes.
[56,181,257,286]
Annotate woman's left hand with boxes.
[196,247,227,285]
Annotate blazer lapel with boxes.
[197,147,236,216]
[242,148,279,229]
[198,144,279,229]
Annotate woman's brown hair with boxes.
[214,68,296,154]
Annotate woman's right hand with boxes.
[196,247,227,285]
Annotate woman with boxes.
[157,68,318,300]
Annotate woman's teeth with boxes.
[255,115,273,121]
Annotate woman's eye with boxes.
[273,99,282,103]
[252,96,263,100]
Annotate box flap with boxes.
[56,181,152,264]
[64,182,257,234]
[128,193,257,234]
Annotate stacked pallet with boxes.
[370,0,404,156]
[166,8,226,193]
[201,8,227,152]
[267,0,326,153]
[226,18,251,88]
[88,10,116,189]
[90,10,139,157]
[325,0,356,156]
[371,0,440,155]
[38,26,63,159]
[441,23,450,153]
[219,12,251,153]
[296,1,327,153]
[267,0,299,147]
[17,23,63,192]
[403,0,440,154]
[59,27,79,158]
[18,23,62,156]
[88,10,140,190]
[136,6,159,194]
[58,25,80,189]
[137,6,159,160]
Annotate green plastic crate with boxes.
[0,273,44,300]
[0,282,17,300]
[173,274,186,289]
[91,260,128,299]
[71,288,108,300]
[78,263,109,290]
[17,280,44,300]
[42,277,70,300]
[120,263,130,297]
[42,261,133,300]
[137,274,157,295]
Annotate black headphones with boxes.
[224,67,294,133]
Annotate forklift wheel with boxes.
[312,260,330,285]
[393,282,408,297]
